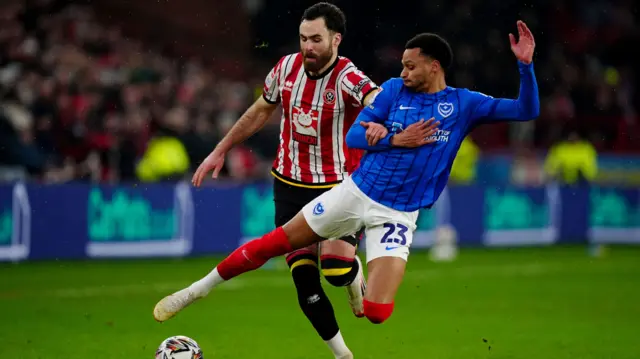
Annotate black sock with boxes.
[290,264,340,341]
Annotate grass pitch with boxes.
[1,245,639,358]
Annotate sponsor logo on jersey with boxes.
[427,129,451,143]
[292,107,319,145]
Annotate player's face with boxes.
[400,48,438,91]
[299,18,340,73]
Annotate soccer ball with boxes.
[155,335,203,359]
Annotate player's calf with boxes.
[361,255,407,324]
[286,250,339,338]
[286,248,353,358]
[286,249,329,321]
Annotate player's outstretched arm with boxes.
[469,20,540,123]
[192,96,277,186]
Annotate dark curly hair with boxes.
[301,2,347,36]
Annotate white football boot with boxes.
[153,287,203,322]
[346,255,366,317]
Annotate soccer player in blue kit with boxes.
[154,20,539,326]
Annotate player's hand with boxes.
[191,147,226,187]
[390,118,440,148]
[509,20,535,64]
[360,121,389,146]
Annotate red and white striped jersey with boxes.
[263,53,377,188]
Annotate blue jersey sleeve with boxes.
[468,61,540,124]
[346,79,399,151]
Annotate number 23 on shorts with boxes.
[380,223,409,248]
[365,222,414,262]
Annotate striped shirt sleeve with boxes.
[262,57,286,104]
[341,67,377,106]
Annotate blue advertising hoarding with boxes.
[0,181,638,262]
[85,182,194,258]
[481,185,560,247]
[0,182,30,261]
[588,187,640,243]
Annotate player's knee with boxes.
[320,254,357,287]
[287,251,322,298]
[363,300,394,324]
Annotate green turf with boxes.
[1,245,639,358]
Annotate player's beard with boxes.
[303,48,333,73]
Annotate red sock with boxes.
[217,226,292,280]
[363,299,394,324]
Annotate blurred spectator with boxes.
[511,148,545,186]
[136,136,190,183]
[0,0,638,184]
[449,137,479,185]
[0,101,46,176]
[0,1,278,184]
[544,130,598,185]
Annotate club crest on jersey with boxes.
[292,107,319,145]
[313,202,325,216]
[437,102,454,118]
[323,88,336,105]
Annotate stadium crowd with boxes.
[0,0,638,183]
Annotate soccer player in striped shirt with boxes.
[155,20,538,335]
[164,3,379,359]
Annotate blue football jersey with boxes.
[345,61,539,212]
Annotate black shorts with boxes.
[273,178,360,245]
[273,178,331,226]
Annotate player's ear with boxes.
[431,59,441,74]
[332,32,342,47]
